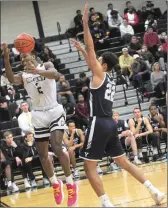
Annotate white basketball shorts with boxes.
[31,104,67,139]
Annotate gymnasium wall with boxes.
[1,0,167,44]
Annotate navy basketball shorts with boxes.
[80,116,125,161]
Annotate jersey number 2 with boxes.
[104,83,115,102]
[35,82,43,94]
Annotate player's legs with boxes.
[50,130,78,207]
[125,136,142,164]
[68,148,77,169]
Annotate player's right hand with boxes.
[138,118,142,124]
[2,44,10,59]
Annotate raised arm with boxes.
[82,2,104,79]
[3,44,23,85]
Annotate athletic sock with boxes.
[49,173,58,184]
[66,174,74,185]
[134,155,138,160]
[7,181,12,187]
[144,180,158,193]
[99,194,110,203]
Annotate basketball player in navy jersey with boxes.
[72,2,165,207]
[3,44,78,207]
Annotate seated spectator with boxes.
[0,96,21,122]
[0,68,14,93]
[75,94,89,129]
[89,14,106,31]
[128,108,153,159]
[57,75,76,105]
[1,131,23,192]
[76,72,90,100]
[131,54,150,88]
[144,14,157,31]
[128,36,142,56]
[113,111,142,165]
[18,101,34,136]
[139,44,155,69]
[108,10,122,38]
[63,120,84,179]
[119,48,134,86]
[124,1,136,14]
[155,45,167,71]
[21,132,50,188]
[150,63,166,98]
[139,6,150,23]
[162,36,167,53]
[107,3,118,19]
[148,104,166,157]
[143,26,161,56]
[89,7,104,22]
[119,18,134,38]
[146,1,162,20]
[40,46,58,70]
[0,150,13,191]
[124,7,139,26]
[90,23,108,51]
[74,10,83,35]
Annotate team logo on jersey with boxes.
[26,76,45,84]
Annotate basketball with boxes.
[14,33,35,53]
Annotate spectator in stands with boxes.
[0,68,14,95]
[18,101,34,136]
[74,10,83,35]
[1,131,23,192]
[143,26,161,56]
[0,150,13,191]
[57,75,76,105]
[124,7,139,26]
[108,10,122,38]
[148,104,166,157]
[144,14,157,31]
[21,132,50,188]
[139,44,155,69]
[119,18,134,38]
[63,120,85,179]
[75,94,89,129]
[76,72,90,101]
[139,6,149,23]
[89,14,106,32]
[90,22,107,51]
[131,54,150,88]
[162,36,167,53]
[89,7,103,22]
[0,96,20,122]
[107,3,118,19]
[119,48,134,86]
[40,46,58,70]
[155,45,167,71]
[150,63,166,98]
[113,111,142,165]
[128,36,142,56]
[124,1,136,14]
[146,1,162,20]
[128,108,153,159]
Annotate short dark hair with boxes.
[67,120,75,126]
[133,107,141,112]
[111,10,118,16]
[89,7,94,12]
[126,1,131,5]
[25,131,33,138]
[149,104,157,110]
[108,3,113,7]
[76,10,81,14]
[101,51,118,71]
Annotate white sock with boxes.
[99,194,110,204]
[66,174,74,185]
[49,174,58,184]
[143,180,158,193]
[134,155,138,160]
[7,181,12,187]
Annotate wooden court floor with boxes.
[1,162,167,207]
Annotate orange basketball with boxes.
[14,33,35,53]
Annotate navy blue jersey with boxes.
[89,73,116,117]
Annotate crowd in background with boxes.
[0,0,167,194]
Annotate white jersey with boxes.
[22,64,57,109]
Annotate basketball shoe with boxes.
[52,180,64,205]
[66,183,78,207]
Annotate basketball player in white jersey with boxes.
[72,2,165,207]
[3,44,78,207]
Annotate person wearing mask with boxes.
[18,101,34,136]
[128,108,153,159]
[57,75,76,105]
[21,132,50,188]
[63,120,85,179]
[75,94,89,129]
[150,63,166,98]
[1,131,23,192]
